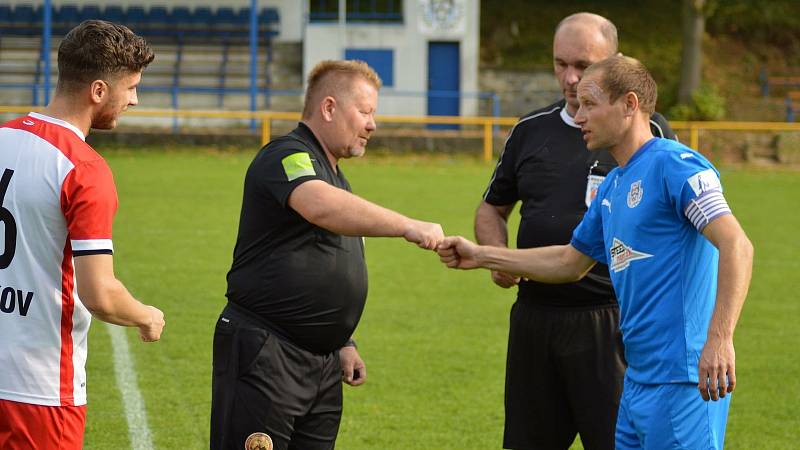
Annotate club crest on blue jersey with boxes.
[627,180,643,208]
[609,238,653,273]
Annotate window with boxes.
[345,49,394,87]
[310,0,403,23]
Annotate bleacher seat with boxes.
[54,5,80,28]
[103,6,125,24]
[80,5,102,22]
[8,5,41,35]
[193,7,214,28]
[259,8,280,25]
[0,5,12,24]
[126,6,147,31]
[148,6,171,29]
[171,7,191,26]
[13,5,40,26]
[216,7,237,25]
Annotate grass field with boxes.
[83,149,799,449]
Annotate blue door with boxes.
[427,42,460,129]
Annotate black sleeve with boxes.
[482,127,520,206]
[251,144,326,208]
[649,112,677,141]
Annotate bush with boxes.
[667,83,727,120]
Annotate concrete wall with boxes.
[303,0,481,116]
[4,0,304,42]
[480,68,562,117]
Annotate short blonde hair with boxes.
[584,55,657,114]
[302,60,382,119]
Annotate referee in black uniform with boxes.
[211,60,444,450]
[475,13,676,450]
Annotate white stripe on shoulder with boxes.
[503,105,562,147]
[71,239,114,252]
[29,112,86,141]
[484,106,562,200]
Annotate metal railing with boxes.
[3,106,800,161]
[670,120,800,152]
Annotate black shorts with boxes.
[503,302,626,450]
[210,304,343,450]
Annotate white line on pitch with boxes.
[107,323,155,450]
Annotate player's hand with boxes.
[697,335,736,401]
[340,346,366,386]
[403,220,445,250]
[138,306,165,342]
[437,236,481,269]
[491,270,520,288]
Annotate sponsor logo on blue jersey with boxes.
[609,238,653,273]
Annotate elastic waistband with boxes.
[222,302,293,343]
[515,298,619,312]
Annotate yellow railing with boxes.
[3,106,799,161]
[670,120,800,152]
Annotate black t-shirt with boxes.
[226,123,368,354]
[483,99,675,307]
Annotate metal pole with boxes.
[690,125,700,151]
[338,0,346,56]
[249,0,258,130]
[43,0,52,105]
[261,114,271,145]
[483,121,493,161]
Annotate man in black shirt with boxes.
[475,13,675,450]
[211,60,444,450]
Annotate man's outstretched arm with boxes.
[437,236,596,284]
[289,180,444,250]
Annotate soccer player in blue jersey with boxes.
[438,55,753,450]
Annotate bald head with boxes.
[553,12,619,115]
[555,13,618,54]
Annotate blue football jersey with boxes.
[571,137,729,384]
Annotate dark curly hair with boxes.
[57,20,154,92]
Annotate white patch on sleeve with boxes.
[686,169,721,196]
[680,152,694,159]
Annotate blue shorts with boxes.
[616,375,730,450]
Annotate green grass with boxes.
[84,150,799,449]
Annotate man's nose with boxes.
[565,67,582,86]
[574,105,586,124]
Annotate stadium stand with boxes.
[785,91,800,122]
[0,4,281,109]
[759,68,800,97]
[758,68,800,121]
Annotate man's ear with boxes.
[623,91,640,117]
[320,96,336,122]
[89,79,108,105]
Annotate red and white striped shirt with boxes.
[0,112,118,407]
